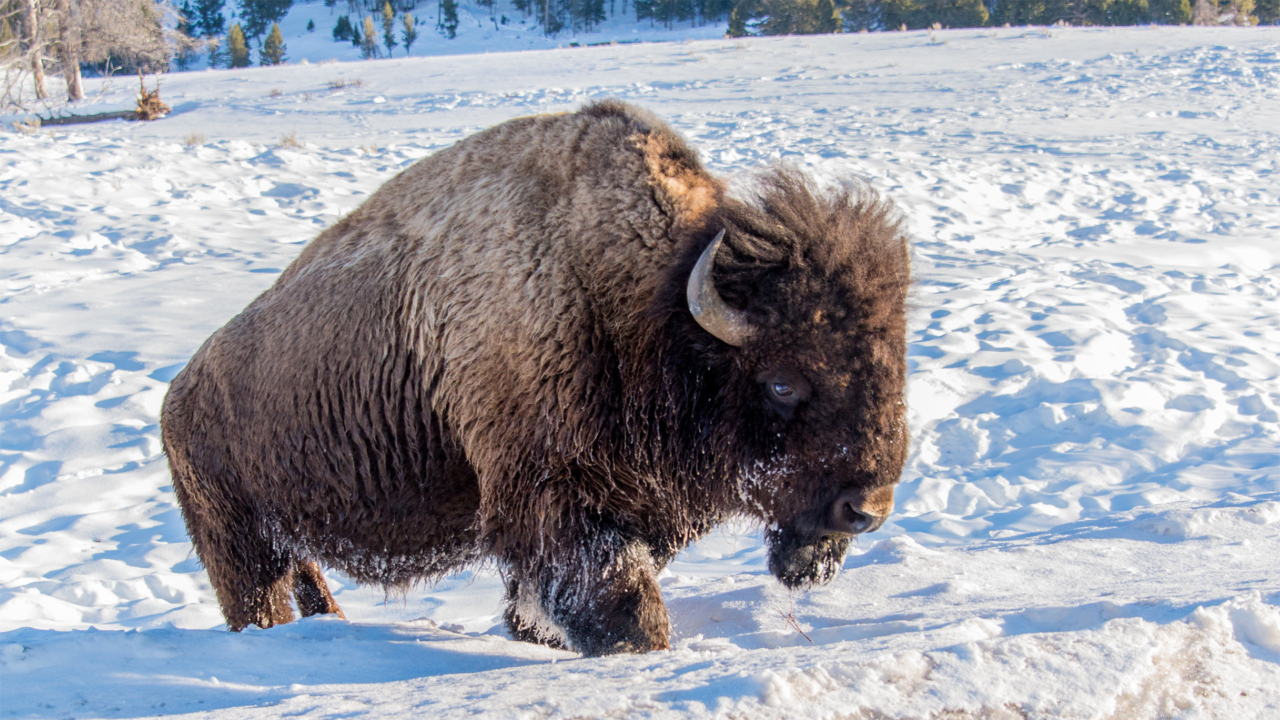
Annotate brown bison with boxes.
[162,100,910,656]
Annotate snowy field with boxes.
[3,23,1280,719]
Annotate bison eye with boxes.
[757,369,810,421]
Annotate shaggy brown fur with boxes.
[162,101,911,656]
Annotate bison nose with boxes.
[824,489,891,537]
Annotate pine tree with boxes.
[381,1,398,54]
[1255,0,1278,22]
[635,0,693,27]
[1103,0,1150,23]
[228,21,250,66]
[814,0,840,30]
[771,0,840,32]
[878,0,989,29]
[991,0,1067,25]
[727,0,753,34]
[1150,0,1192,21]
[261,21,286,64]
[879,0,917,28]
[1222,0,1256,21]
[840,0,882,29]
[351,15,363,45]
[573,0,607,29]
[239,0,293,40]
[927,0,989,27]
[194,0,227,36]
[176,3,198,70]
[402,13,419,54]
[360,15,379,57]
[727,0,841,34]
[440,0,459,37]
[333,14,354,39]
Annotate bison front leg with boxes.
[506,530,669,656]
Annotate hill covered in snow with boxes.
[2,24,1280,719]
[174,0,730,69]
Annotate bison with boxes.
[162,100,910,656]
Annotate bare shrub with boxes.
[279,129,303,148]
[1193,0,1219,23]
[134,71,169,120]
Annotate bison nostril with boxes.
[838,500,874,535]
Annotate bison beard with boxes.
[162,101,911,656]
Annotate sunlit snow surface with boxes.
[2,23,1280,719]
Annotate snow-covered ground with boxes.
[3,24,1280,719]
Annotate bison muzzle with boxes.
[162,101,911,656]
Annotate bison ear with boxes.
[637,131,719,226]
[687,230,755,347]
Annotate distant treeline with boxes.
[739,0,1275,34]
[175,0,1280,58]
[4,0,1275,109]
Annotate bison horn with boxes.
[687,229,755,347]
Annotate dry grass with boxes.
[303,92,314,101]
[327,78,363,90]
[183,132,205,147]
[279,130,304,149]
[268,88,283,98]
[360,143,381,155]
[11,118,41,135]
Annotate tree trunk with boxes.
[21,0,47,100]
[56,0,82,101]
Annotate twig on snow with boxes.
[776,588,813,644]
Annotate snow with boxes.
[3,21,1280,719]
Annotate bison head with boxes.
[690,168,910,590]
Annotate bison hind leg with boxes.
[292,559,345,620]
[216,557,344,631]
[186,506,340,630]
[231,563,295,625]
